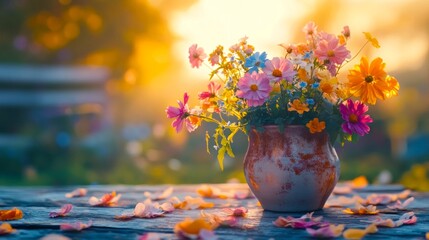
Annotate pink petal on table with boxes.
[89,191,121,207]
[222,207,248,217]
[363,194,394,205]
[306,224,345,238]
[387,197,415,210]
[199,229,218,240]
[233,190,253,199]
[396,212,417,226]
[60,221,92,231]
[363,217,396,228]
[200,210,239,228]
[40,234,71,240]
[397,190,412,199]
[65,188,87,198]
[138,232,161,240]
[333,186,353,195]
[160,202,175,213]
[325,196,361,208]
[114,212,134,221]
[134,202,164,218]
[273,212,324,229]
[144,187,173,201]
[49,204,73,218]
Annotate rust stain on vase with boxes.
[243,125,340,212]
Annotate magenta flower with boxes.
[339,99,373,136]
[188,44,207,68]
[314,33,350,74]
[198,82,221,100]
[166,93,197,133]
[263,57,295,83]
[236,72,271,107]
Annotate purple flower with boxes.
[339,99,373,136]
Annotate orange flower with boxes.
[363,32,380,48]
[347,56,389,105]
[0,208,23,221]
[288,99,309,114]
[0,223,16,235]
[306,118,326,133]
[385,75,400,98]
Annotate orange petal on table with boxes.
[343,224,378,239]
[343,204,379,215]
[174,217,216,239]
[49,204,73,218]
[425,232,429,240]
[144,187,173,201]
[89,191,121,206]
[325,195,362,208]
[349,176,368,189]
[175,196,214,210]
[197,184,229,199]
[387,197,415,210]
[0,223,16,235]
[333,185,353,195]
[397,189,412,199]
[114,213,134,221]
[306,224,345,238]
[65,188,87,198]
[362,193,395,205]
[362,217,396,228]
[60,221,92,231]
[0,208,23,221]
[200,210,239,228]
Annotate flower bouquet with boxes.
[166,22,399,170]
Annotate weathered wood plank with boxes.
[0,184,428,239]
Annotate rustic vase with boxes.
[243,125,340,212]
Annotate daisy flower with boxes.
[244,52,267,73]
[166,93,198,133]
[263,57,295,83]
[189,44,207,68]
[236,72,271,107]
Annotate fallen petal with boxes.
[343,224,377,239]
[362,217,396,228]
[89,191,121,207]
[65,188,87,198]
[0,223,16,235]
[174,217,216,239]
[199,229,218,240]
[0,208,23,221]
[40,234,71,240]
[306,224,344,238]
[134,202,164,218]
[60,221,92,231]
[138,232,161,240]
[396,212,417,225]
[343,204,379,215]
[144,187,173,201]
[114,212,134,221]
[49,204,73,218]
[387,197,414,210]
[222,207,248,217]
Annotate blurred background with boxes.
[0,0,428,189]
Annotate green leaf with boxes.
[217,147,225,171]
[205,131,211,154]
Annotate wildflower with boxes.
[288,99,310,115]
[166,93,198,133]
[244,52,267,73]
[303,21,318,38]
[209,45,223,66]
[342,25,350,38]
[263,57,295,83]
[339,99,373,136]
[306,118,326,133]
[189,44,207,68]
[198,82,221,100]
[363,32,380,48]
[385,75,400,98]
[347,56,389,105]
[314,33,350,74]
[306,99,315,105]
[236,72,271,107]
[319,77,339,102]
[299,81,307,88]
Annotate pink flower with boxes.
[236,72,271,107]
[339,99,373,136]
[342,25,350,38]
[314,33,350,74]
[166,93,197,133]
[189,44,207,68]
[263,57,295,83]
[198,82,221,100]
[303,21,318,38]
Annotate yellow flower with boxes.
[347,56,389,105]
[288,99,309,114]
[306,118,326,134]
[385,75,400,98]
[363,32,380,48]
[298,68,311,83]
[319,77,338,101]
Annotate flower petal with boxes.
[60,221,92,232]
[144,187,173,201]
[65,188,87,198]
[0,208,23,221]
[49,204,73,218]
[0,223,16,235]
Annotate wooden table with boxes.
[0,184,428,239]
